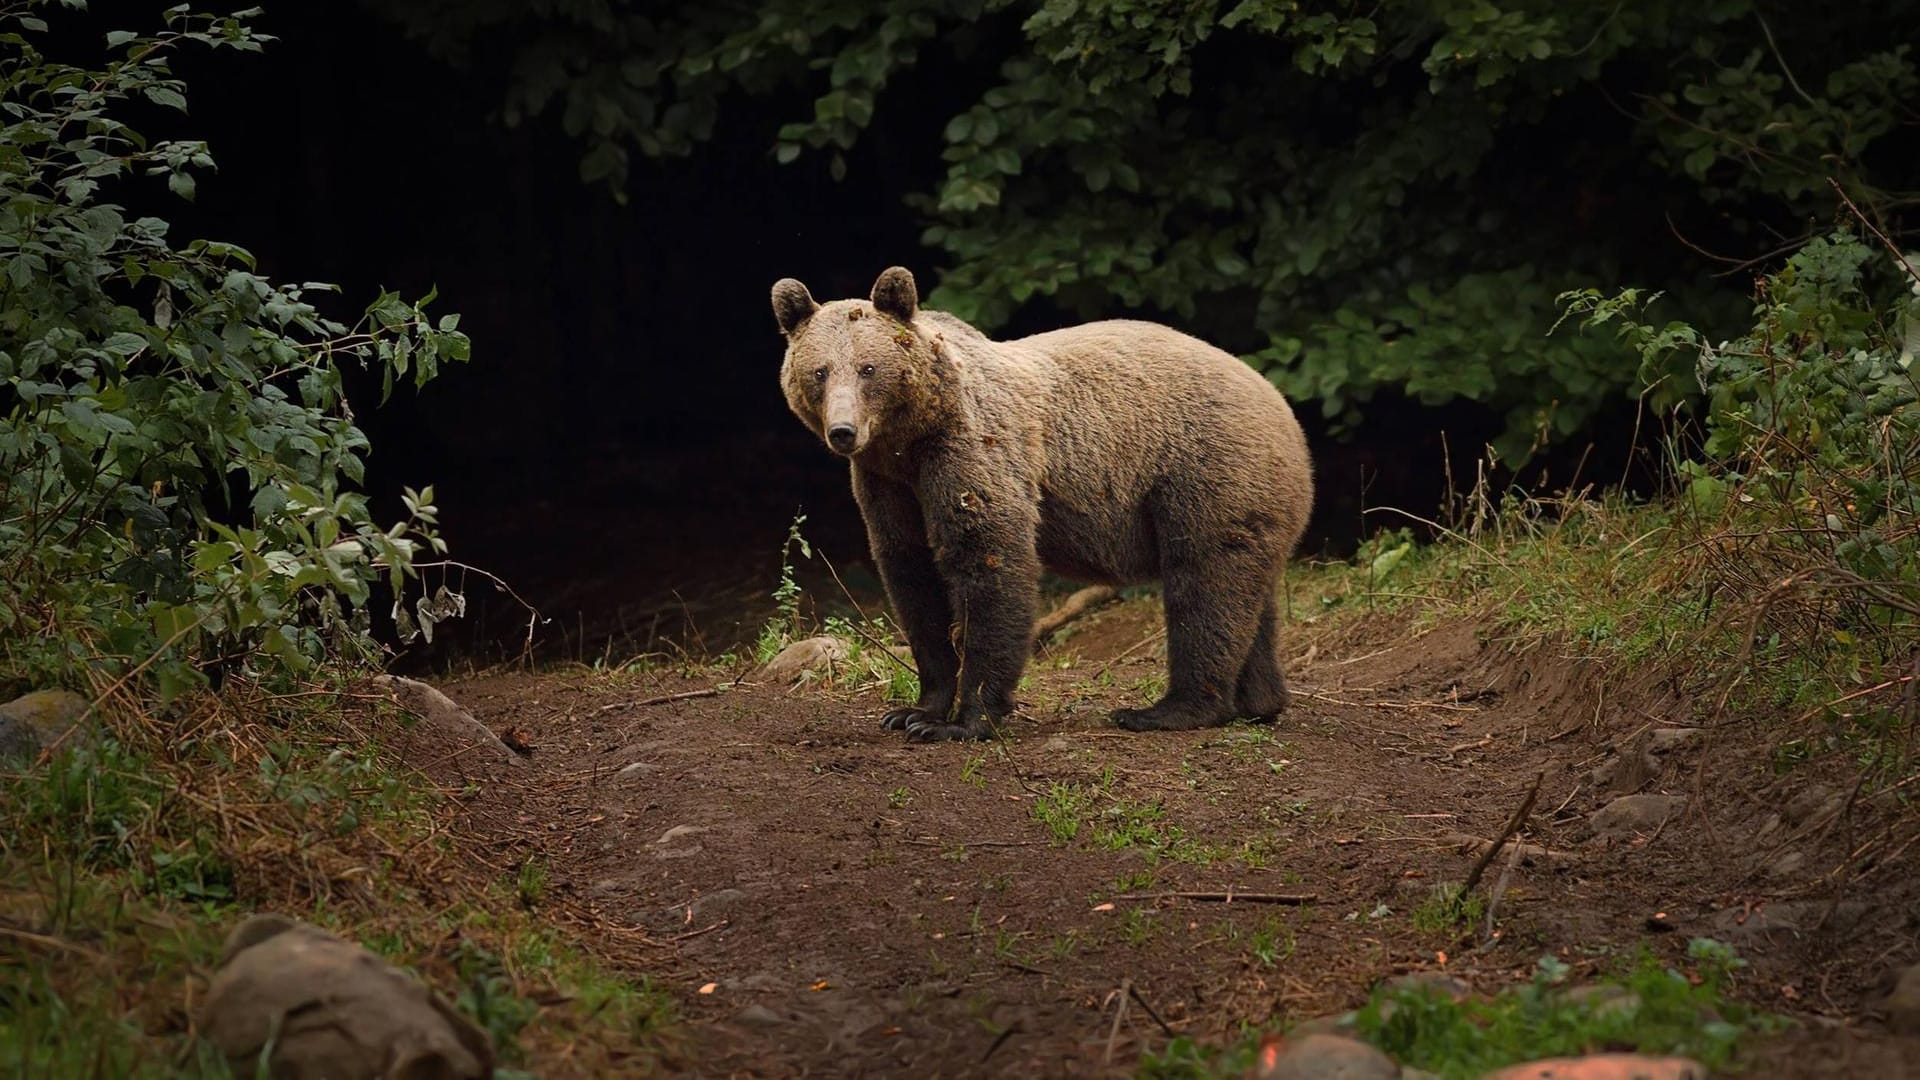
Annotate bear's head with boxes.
[771,266,943,459]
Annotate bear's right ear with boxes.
[870,266,918,323]
[771,278,819,336]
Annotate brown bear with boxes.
[772,266,1314,742]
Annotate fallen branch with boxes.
[1129,984,1177,1038]
[1033,585,1118,643]
[1460,770,1545,898]
[599,685,732,712]
[1114,890,1318,905]
[1104,978,1133,1065]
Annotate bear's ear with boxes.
[870,266,918,323]
[771,278,819,336]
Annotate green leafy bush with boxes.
[0,5,469,695]
[1561,230,1920,750]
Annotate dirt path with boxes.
[432,601,1918,1078]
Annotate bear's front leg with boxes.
[904,499,1039,744]
[854,468,960,732]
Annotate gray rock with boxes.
[1647,727,1703,753]
[1783,783,1845,827]
[689,888,749,921]
[198,914,492,1080]
[617,761,661,778]
[0,689,90,762]
[1588,749,1659,796]
[1706,899,1870,938]
[1887,961,1920,1035]
[1286,1012,1358,1038]
[1562,984,1641,1020]
[1766,850,1808,881]
[1254,1033,1400,1080]
[756,636,849,683]
[1587,794,1684,840]
[373,676,523,766]
[655,824,710,845]
[1378,971,1471,1001]
[734,1004,785,1027]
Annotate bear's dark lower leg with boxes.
[903,562,1035,743]
[1234,592,1291,722]
[1112,560,1265,733]
[869,547,960,732]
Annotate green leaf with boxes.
[144,86,189,112]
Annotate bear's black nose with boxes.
[827,424,857,452]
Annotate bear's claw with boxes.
[880,707,924,731]
[903,716,995,743]
[1112,704,1224,732]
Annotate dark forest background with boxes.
[23,0,1920,665]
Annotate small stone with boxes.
[1586,794,1684,840]
[1706,899,1870,938]
[1561,984,1640,1020]
[654,824,710,845]
[1379,971,1472,1001]
[1253,1033,1400,1080]
[617,761,660,777]
[1478,1053,1706,1079]
[0,689,90,762]
[1039,735,1074,754]
[734,1004,785,1027]
[1647,728,1702,754]
[689,888,749,921]
[1286,1012,1359,1038]
[1588,749,1659,796]
[1886,961,1920,1035]
[756,636,850,683]
[1782,783,1844,827]
[1766,850,1807,881]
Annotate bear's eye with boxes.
[859,364,876,378]
[812,367,828,383]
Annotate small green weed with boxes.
[1411,885,1487,933]
[1248,915,1296,967]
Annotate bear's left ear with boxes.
[871,266,918,323]
[771,278,819,336]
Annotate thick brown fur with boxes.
[772,267,1314,741]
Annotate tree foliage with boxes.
[1,3,469,695]
[378,0,1917,456]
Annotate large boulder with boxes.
[198,914,494,1080]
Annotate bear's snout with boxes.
[827,423,859,453]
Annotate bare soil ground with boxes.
[418,599,1920,1078]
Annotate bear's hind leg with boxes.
[1233,591,1291,723]
[1112,553,1265,733]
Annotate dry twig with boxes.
[1461,770,1545,898]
